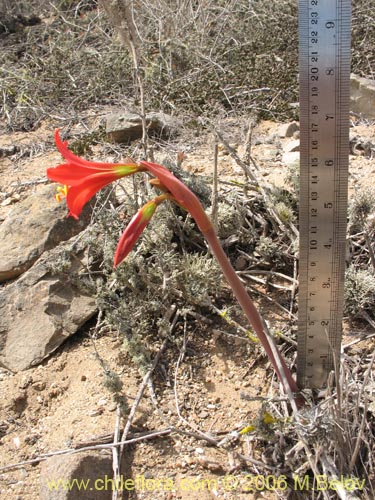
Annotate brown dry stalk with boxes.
[99,0,148,158]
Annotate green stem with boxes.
[203,227,299,395]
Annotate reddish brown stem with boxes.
[203,227,299,395]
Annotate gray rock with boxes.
[40,452,112,500]
[283,139,300,153]
[0,184,91,283]
[350,74,375,120]
[106,111,180,143]
[350,134,375,157]
[278,122,299,138]
[282,151,300,168]
[0,235,97,372]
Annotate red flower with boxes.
[47,129,144,219]
[114,194,170,267]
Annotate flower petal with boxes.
[114,200,158,267]
[66,172,124,219]
[47,162,140,186]
[54,129,141,171]
[55,129,134,169]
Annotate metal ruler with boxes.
[297,0,352,389]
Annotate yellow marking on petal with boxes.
[55,184,69,202]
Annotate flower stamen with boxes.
[55,184,69,202]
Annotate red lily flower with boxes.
[47,129,144,219]
[114,194,171,267]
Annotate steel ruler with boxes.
[297,0,352,388]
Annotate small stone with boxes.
[8,391,27,416]
[19,468,28,479]
[108,402,117,412]
[88,409,103,417]
[234,255,248,271]
[283,139,300,153]
[40,452,113,500]
[19,374,33,389]
[32,381,46,392]
[350,74,375,120]
[278,122,299,138]
[13,436,21,448]
[282,151,300,167]
[106,111,180,143]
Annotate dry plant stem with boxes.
[214,128,298,239]
[321,453,359,500]
[211,139,219,228]
[243,117,257,194]
[366,234,375,270]
[360,310,375,329]
[349,348,375,471]
[111,406,122,500]
[100,0,148,158]
[117,307,176,450]
[203,226,299,395]
[289,258,298,318]
[112,323,173,493]
[147,379,219,446]
[100,0,141,52]
[119,335,169,456]
[133,55,148,158]
[0,429,173,474]
[244,282,298,321]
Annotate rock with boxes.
[0,184,91,283]
[6,390,28,416]
[283,139,300,153]
[282,151,300,168]
[0,145,21,158]
[350,134,375,157]
[278,121,299,138]
[0,236,97,372]
[40,452,112,500]
[350,74,375,120]
[106,111,180,143]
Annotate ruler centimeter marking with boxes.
[297,0,352,389]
